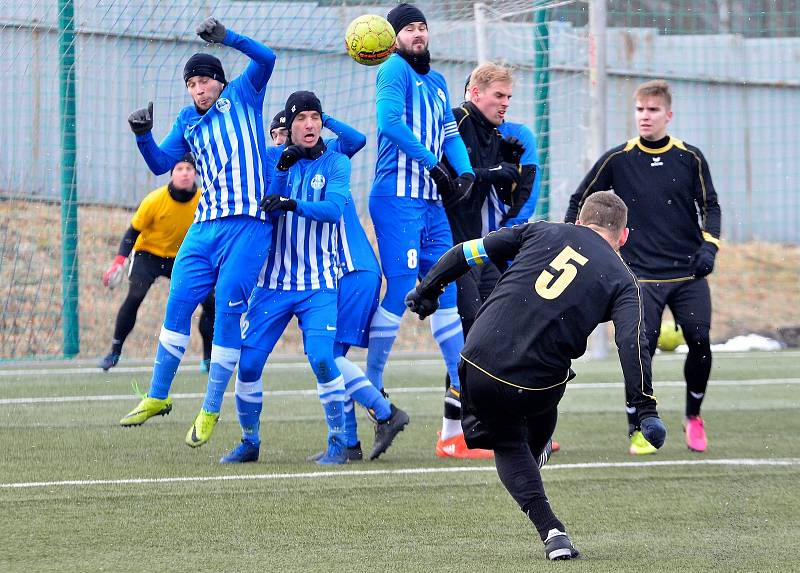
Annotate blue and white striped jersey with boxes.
[259,150,351,291]
[337,198,381,277]
[372,53,461,200]
[142,32,275,224]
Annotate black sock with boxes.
[683,325,711,417]
[526,500,566,541]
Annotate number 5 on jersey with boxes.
[535,246,588,300]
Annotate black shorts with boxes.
[128,251,174,289]
[640,277,711,348]
[459,360,568,452]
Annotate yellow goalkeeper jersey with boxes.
[130,185,199,259]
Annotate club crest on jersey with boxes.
[650,156,663,167]
[215,98,231,113]
[437,88,446,102]
[311,173,326,190]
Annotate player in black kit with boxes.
[565,80,721,454]
[406,191,667,561]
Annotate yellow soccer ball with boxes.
[345,14,396,66]
[657,320,685,352]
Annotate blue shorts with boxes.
[242,288,338,353]
[369,195,453,279]
[336,270,381,348]
[170,215,272,314]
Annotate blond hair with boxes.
[634,79,672,109]
[467,63,514,93]
[579,191,628,235]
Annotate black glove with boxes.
[428,162,453,195]
[405,288,439,320]
[640,415,667,449]
[260,194,297,213]
[277,145,305,172]
[444,172,475,209]
[128,101,153,136]
[692,242,718,278]
[475,162,520,187]
[500,136,525,164]
[196,17,227,43]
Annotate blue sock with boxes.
[366,306,402,391]
[202,344,240,413]
[235,375,262,446]
[430,307,464,392]
[343,399,359,448]
[148,327,190,400]
[336,356,392,421]
[317,374,346,437]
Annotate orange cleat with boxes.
[551,440,561,452]
[436,431,494,459]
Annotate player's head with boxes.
[577,191,629,249]
[634,79,673,141]
[388,4,428,55]
[183,53,227,113]
[169,153,197,199]
[466,63,514,126]
[269,110,288,146]
[285,91,323,149]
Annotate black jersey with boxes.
[457,221,657,417]
[565,136,721,280]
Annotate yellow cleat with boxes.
[185,409,220,448]
[119,396,173,427]
[629,430,657,455]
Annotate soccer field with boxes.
[2,351,799,572]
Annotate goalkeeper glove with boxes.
[102,255,127,289]
[405,288,439,320]
[692,242,718,278]
[640,415,667,449]
[196,17,227,44]
[499,136,525,164]
[128,102,153,136]
[260,194,297,213]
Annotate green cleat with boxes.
[119,396,173,427]
[629,430,658,455]
[185,409,220,448]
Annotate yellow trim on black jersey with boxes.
[637,276,695,284]
[702,231,721,248]
[577,148,628,209]
[457,105,470,129]
[631,136,679,155]
[460,355,572,392]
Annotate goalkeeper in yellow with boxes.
[98,153,214,372]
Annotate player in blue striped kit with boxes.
[367,3,476,456]
[119,18,276,448]
[222,109,409,464]
[491,121,540,229]
[215,92,351,464]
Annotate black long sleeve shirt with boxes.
[565,136,721,280]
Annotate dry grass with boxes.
[1,200,798,359]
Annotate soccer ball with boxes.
[657,320,685,351]
[345,14,395,66]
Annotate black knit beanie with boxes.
[269,110,287,133]
[284,91,323,128]
[170,152,196,174]
[387,3,427,34]
[183,53,227,85]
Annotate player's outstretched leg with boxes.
[683,323,711,452]
[306,335,348,464]
[120,295,194,426]
[220,347,269,464]
[365,305,403,392]
[187,312,242,448]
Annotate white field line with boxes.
[3,378,800,406]
[2,458,798,490]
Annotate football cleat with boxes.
[629,430,658,455]
[185,409,220,448]
[435,431,494,459]
[551,440,561,453]
[684,415,707,452]
[314,436,349,465]
[307,442,363,463]
[544,529,580,561]
[200,358,211,373]
[98,352,120,372]
[370,405,410,460]
[537,439,554,469]
[220,440,260,464]
[119,396,172,426]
